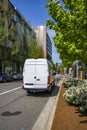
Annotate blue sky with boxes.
[9,0,62,63]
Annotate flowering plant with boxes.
[63,79,87,113]
[63,78,73,88]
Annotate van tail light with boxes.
[47,76,50,85]
[22,76,24,85]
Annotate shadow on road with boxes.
[26,85,60,97]
[1,111,22,116]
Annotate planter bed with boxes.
[51,84,87,130]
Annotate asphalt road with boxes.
[0,81,58,130]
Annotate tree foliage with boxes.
[0,18,5,43]
[0,1,8,44]
[28,41,44,58]
[46,0,87,67]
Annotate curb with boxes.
[46,80,63,130]
[32,79,63,130]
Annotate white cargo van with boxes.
[22,58,55,93]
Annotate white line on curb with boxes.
[0,86,21,96]
[46,80,63,130]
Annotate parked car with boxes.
[17,73,22,80]
[0,72,13,82]
[13,72,22,80]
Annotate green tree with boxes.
[0,18,5,44]
[51,61,57,72]
[46,0,87,68]
[10,33,20,55]
[0,0,9,71]
[23,29,30,59]
[28,41,44,58]
[0,1,6,44]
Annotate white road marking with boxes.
[0,86,22,96]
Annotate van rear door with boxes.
[35,60,48,89]
[23,59,49,90]
[24,61,36,88]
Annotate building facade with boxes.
[34,26,52,61]
[0,0,36,73]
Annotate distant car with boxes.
[0,72,13,82]
[13,73,22,80]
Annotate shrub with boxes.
[63,79,87,113]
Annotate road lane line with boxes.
[0,86,22,96]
